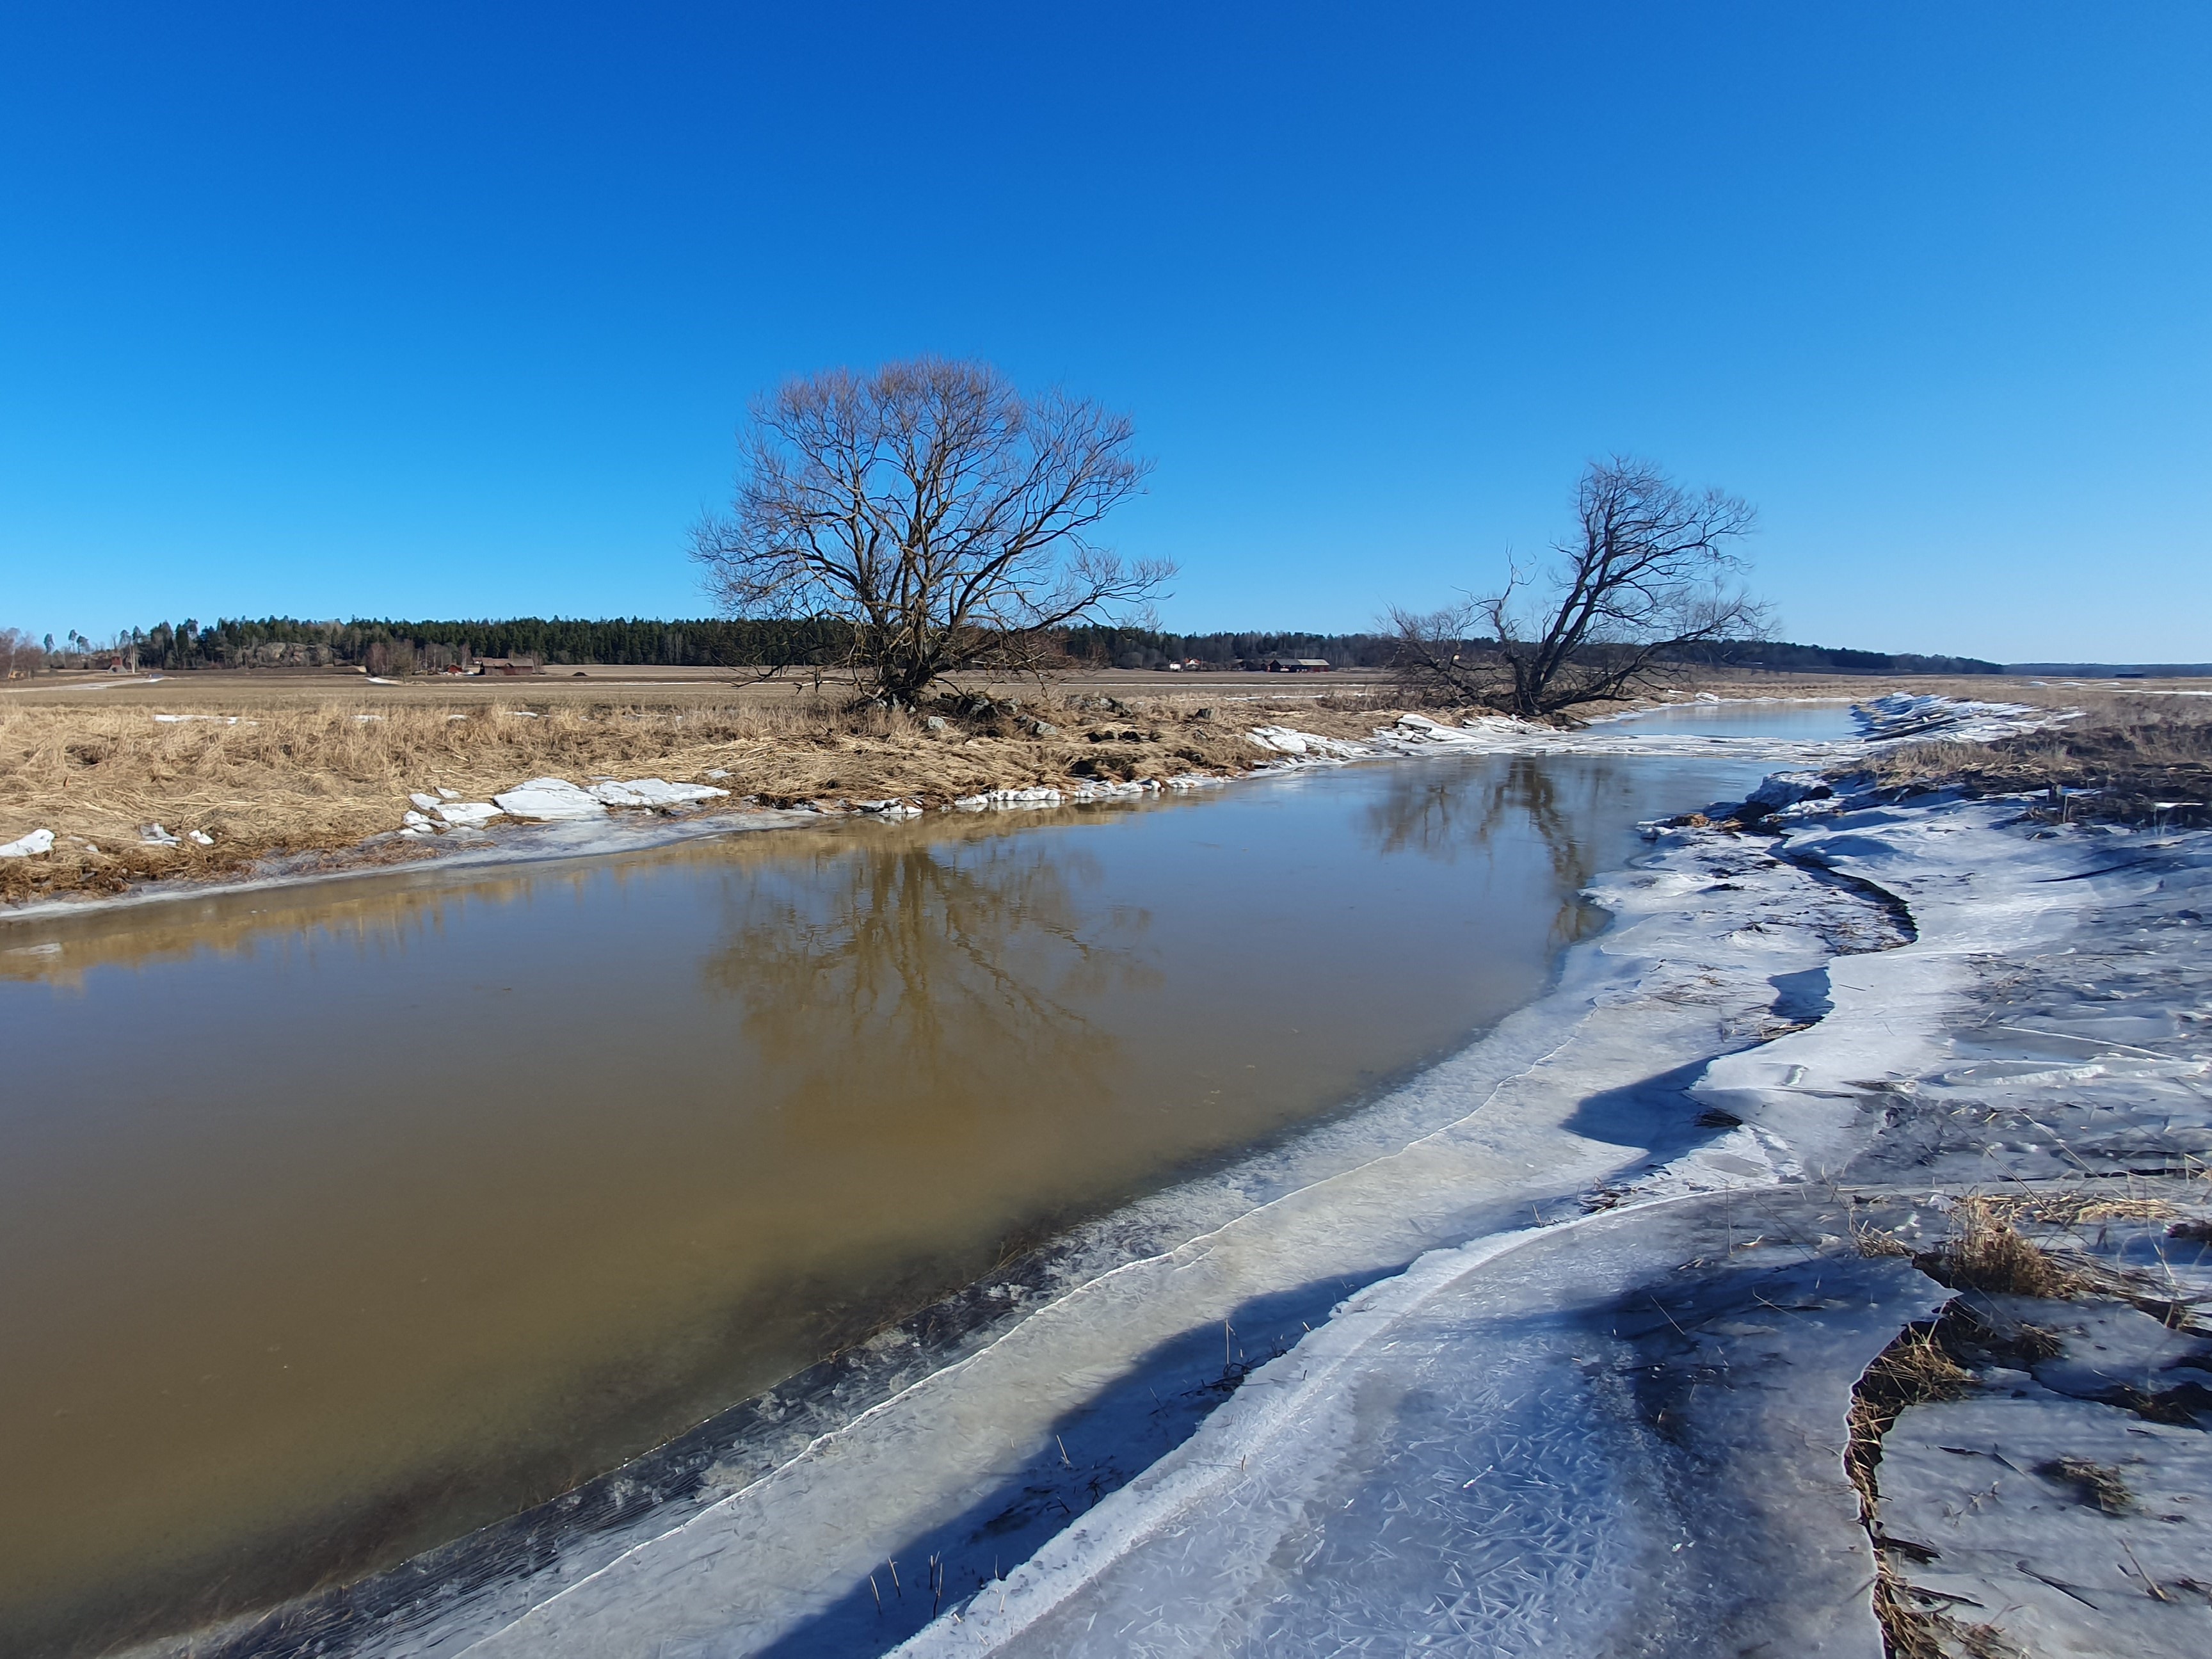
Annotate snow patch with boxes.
[585,778,730,808]
[434,802,501,827]
[490,779,607,821]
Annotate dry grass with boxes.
[1853,1220,1916,1258]
[1977,1189,2185,1229]
[1849,1326,1973,1495]
[1916,1196,2094,1299]
[2035,1455,2134,1514]
[1845,1321,2000,1659]
[0,688,1391,904]
[1863,688,2212,828]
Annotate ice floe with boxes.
[433,802,501,828]
[954,787,1065,811]
[1244,725,1370,759]
[491,778,607,821]
[585,778,731,808]
[0,828,55,858]
[1233,694,2064,778]
[480,776,729,824]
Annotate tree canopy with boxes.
[691,357,1169,703]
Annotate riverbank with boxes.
[18,743,1768,1658]
[120,705,2209,1659]
[0,671,2087,915]
[887,781,2212,1658]
[0,687,1379,905]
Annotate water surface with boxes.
[1605,698,1861,741]
[0,752,1770,1655]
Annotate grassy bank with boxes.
[11,668,2203,907]
[0,685,1392,904]
[1861,687,2212,827]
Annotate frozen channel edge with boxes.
[172,778,1919,1658]
[890,789,2212,1658]
[127,699,2167,1659]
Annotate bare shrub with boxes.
[0,627,49,679]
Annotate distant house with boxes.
[1263,657,1333,673]
[471,656,541,677]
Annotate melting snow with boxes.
[585,778,731,808]
[490,779,607,821]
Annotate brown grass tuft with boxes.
[1917,1197,2094,1299]
[2035,1455,2133,1513]
[1852,1221,1914,1258]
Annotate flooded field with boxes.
[1,749,1776,1655]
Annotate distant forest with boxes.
[64,616,2005,677]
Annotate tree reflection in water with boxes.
[1361,756,1628,947]
[703,822,1162,1136]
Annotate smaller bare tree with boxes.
[692,357,1170,705]
[1391,457,1767,717]
[0,627,47,678]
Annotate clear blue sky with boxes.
[3,3,2207,662]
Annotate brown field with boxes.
[0,670,1401,904]
[1860,683,2212,827]
[4,665,2203,906]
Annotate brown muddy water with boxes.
[0,752,1770,1655]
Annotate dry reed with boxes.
[1917,1196,2094,1299]
[0,689,1384,902]
[1863,689,2212,827]
[1845,1320,2016,1659]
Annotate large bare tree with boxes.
[1390,457,1767,717]
[691,357,1168,705]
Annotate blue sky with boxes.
[3,3,2206,661]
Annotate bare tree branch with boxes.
[1391,457,1769,717]
[692,358,1168,705]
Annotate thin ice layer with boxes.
[900,1193,1944,1658]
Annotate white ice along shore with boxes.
[876,792,2211,1659]
[166,731,2209,1658]
[1247,689,2065,773]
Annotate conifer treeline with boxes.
[79,615,2003,677]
